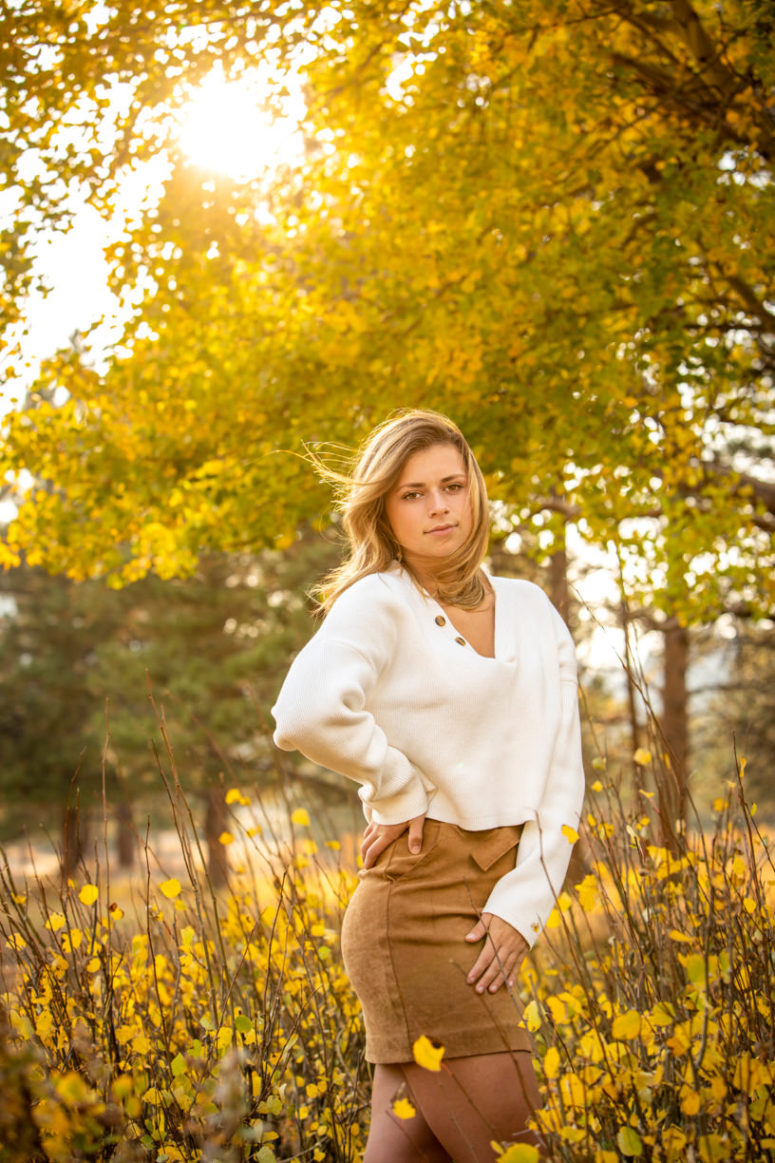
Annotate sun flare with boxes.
[176,68,305,181]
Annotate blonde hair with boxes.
[312,410,490,612]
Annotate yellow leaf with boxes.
[523,1000,542,1032]
[412,1035,445,1072]
[576,874,598,913]
[46,912,66,932]
[633,749,652,767]
[219,831,235,845]
[612,1010,642,1040]
[679,1085,701,1116]
[561,824,579,844]
[291,808,310,826]
[543,1046,561,1080]
[392,1096,416,1119]
[591,779,603,792]
[668,930,693,943]
[79,884,99,906]
[62,929,82,952]
[496,1145,540,1162]
[160,878,181,899]
[617,1126,643,1157]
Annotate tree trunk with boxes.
[205,783,230,890]
[548,537,569,624]
[657,619,690,842]
[620,596,643,792]
[60,794,87,882]
[115,799,135,869]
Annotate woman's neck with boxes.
[400,557,490,610]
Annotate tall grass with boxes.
[0,733,773,1161]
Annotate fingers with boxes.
[360,814,427,868]
[407,813,425,854]
[466,914,528,995]
[361,826,398,869]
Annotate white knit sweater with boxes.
[272,565,585,944]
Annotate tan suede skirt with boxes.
[340,819,533,1064]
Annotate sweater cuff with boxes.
[362,778,430,826]
[481,881,545,949]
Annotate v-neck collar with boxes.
[393,564,502,661]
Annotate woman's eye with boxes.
[445,483,463,492]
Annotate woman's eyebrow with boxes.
[397,473,466,489]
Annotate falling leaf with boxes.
[392,1096,416,1119]
[412,1035,445,1071]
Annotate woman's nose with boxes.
[428,490,449,514]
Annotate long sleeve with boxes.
[272,581,430,824]
[483,609,585,945]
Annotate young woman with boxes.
[272,410,585,1162]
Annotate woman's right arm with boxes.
[271,586,429,826]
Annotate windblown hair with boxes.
[312,410,490,612]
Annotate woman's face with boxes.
[384,442,473,567]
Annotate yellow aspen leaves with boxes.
[79,884,99,906]
[575,874,599,912]
[543,1046,561,1080]
[523,1000,542,1032]
[159,878,181,899]
[562,824,580,844]
[291,808,310,827]
[412,1036,445,1072]
[391,1096,417,1119]
[494,1145,540,1162]
[225,788,250,805]
[633,749,652,767]
[611,1010,642,1040]
[617,1126,643,1157]
[219,831,235,845]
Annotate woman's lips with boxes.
[426,524,456,535]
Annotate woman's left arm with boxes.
[469,608,586,988]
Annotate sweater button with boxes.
[454,635,466,646]
[435,615,446,626]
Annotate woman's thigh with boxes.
[400,1050,543,1162]
[364,1063,452,1163]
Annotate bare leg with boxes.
[364,1063,453,1163]
[400,1050,544,1162]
